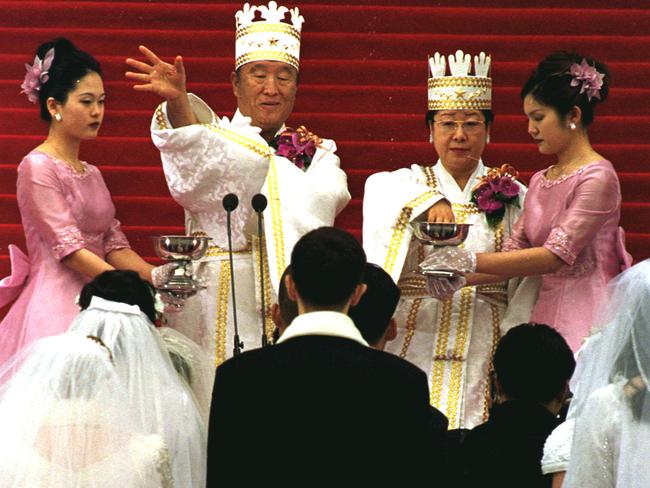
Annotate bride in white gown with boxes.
[0,332,174,488]
[70,270,207,488]
[563,259,650,488]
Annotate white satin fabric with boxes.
[151,95,350,366]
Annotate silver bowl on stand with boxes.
[151,235,212,302]
[411,223,472,277]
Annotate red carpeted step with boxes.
[5,56,650,89]
[2,28,650,62]
[4,3,650,37]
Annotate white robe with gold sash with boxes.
[363,160,538,429]
[151,94,350,367]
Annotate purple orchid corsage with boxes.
[270,125,321,170]
[20,47,55,104]
[470,164,521,229]
[569,58,605,102]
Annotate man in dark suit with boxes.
[207,227,435,486]
[460,323,576,488]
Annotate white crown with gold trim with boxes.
[427,50,492,110]
[235,1,304,71]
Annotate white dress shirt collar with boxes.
[277,311,369,346]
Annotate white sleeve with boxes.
[362,167,445,281]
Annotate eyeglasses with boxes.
[434,120,485,135]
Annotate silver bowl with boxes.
[151,235,212,261]
[411,222,471,246]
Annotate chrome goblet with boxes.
[151,235,212,301]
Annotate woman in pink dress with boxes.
[0,38,168,365]
[423,51,631,352]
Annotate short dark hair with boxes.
[277,264,298,326]
[425,109,494,128]
[79,270,157,324]
[32,38,102,122]
[349,263,400,346]
[290,227,366,308]
[520,51,610,127]
[493,323,575,403]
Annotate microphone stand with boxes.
[223,193,243,356]
[252,194,269,347]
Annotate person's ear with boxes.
[285,274,298,301]
[568,105,582,129]
[230,71,240,98]
[349,283,367,307]
[271,303,282,329]
[46,97,61,120]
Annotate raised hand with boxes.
[125,45,187,101]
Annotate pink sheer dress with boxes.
[504,160,631,351]
[0,151,129,365]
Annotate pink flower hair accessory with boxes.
[20,47,55,104]
[569,58,604,102]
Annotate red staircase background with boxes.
[1,1,649,284]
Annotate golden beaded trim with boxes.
[201,123,271,159]
[446,287,473,429]
[215,261,231,367]
[235,51,299,70]
[399,298,422,358]
[428,99,491,110]
[237,22,301,41]
[155,103,169,130]
[428,76,492,89]
[267,155,287,283]
[383,191,437,276]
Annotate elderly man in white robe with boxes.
[126,2,350,367]
[363,51,538,429]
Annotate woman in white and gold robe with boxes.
[363,50,538,429]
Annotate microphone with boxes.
[252,193,267,213]
[251,194,269,347]
[223,193,239,212]
[222,193,243,356]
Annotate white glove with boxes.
[152,262,195,289]
[426,275,467,301]
[419,247,477,275]
[157,290,186,313]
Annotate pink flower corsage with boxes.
[20,47,55,104]
[569,58,605,102]
[270,125,322,170]
[470,164,521,229]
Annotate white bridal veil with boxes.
[69,296,207,488]
[564,260,650,488]
[0,333,173,488]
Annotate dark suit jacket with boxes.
[207,334,441,486]
[460,400,559,488]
